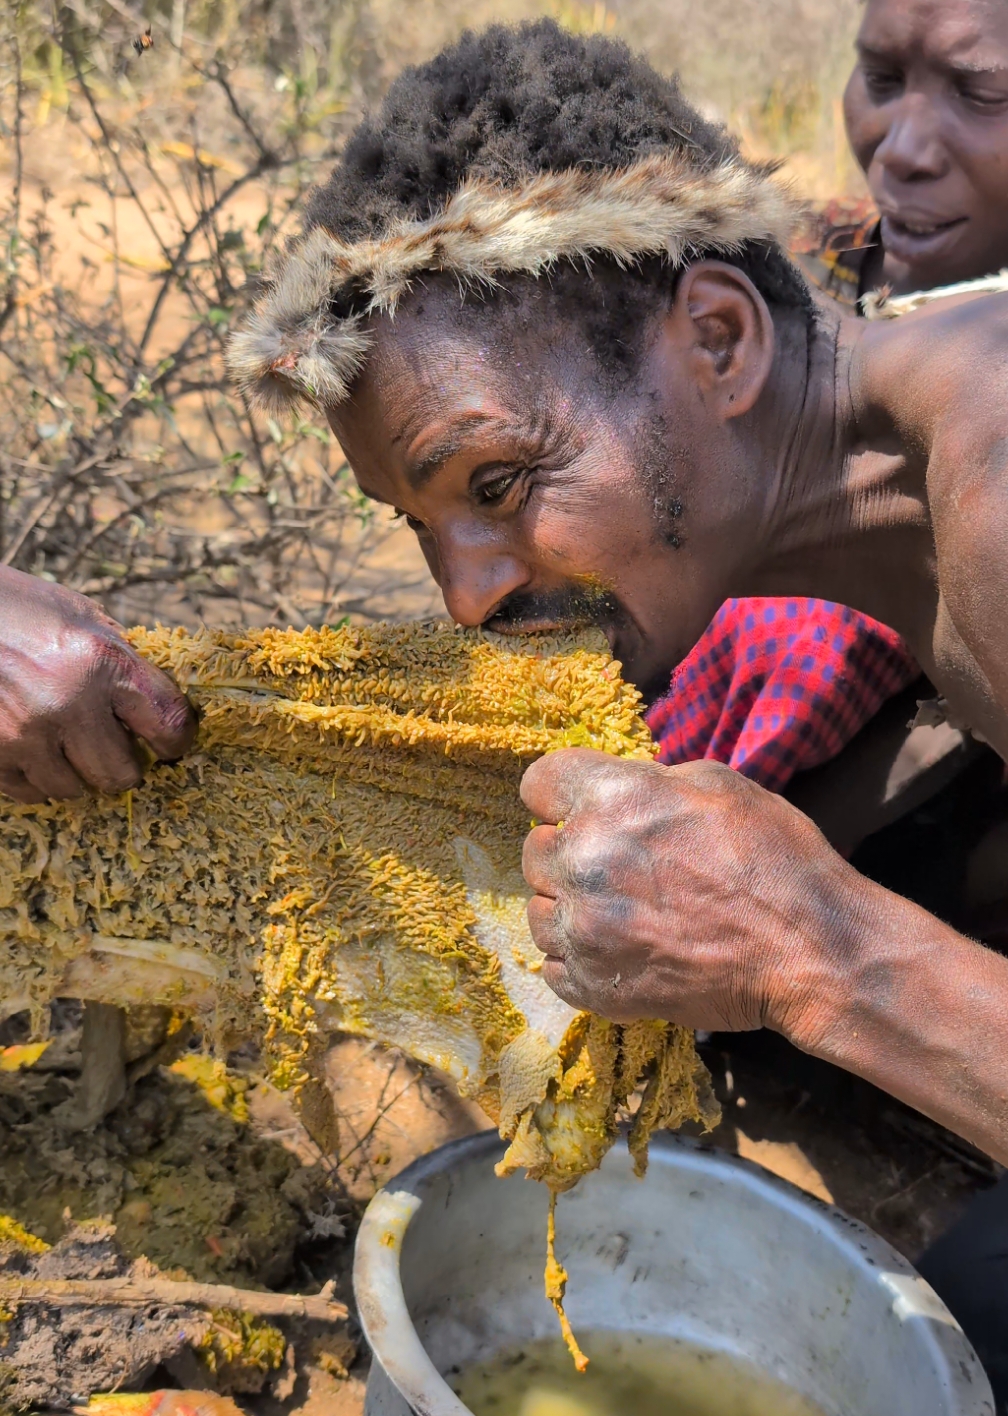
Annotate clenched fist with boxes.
[520,747,866,1041]
[0,566,197,803]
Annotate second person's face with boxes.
[844,0,1008,293]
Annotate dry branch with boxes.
[0,5,421,632]
[0,1275,349,1323]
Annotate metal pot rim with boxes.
[353,1129,992,1416]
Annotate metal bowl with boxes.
[354,1130,994,1416]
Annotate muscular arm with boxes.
[521,748,1008,1165]
[791,879,1008,1164]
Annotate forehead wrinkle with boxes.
[857,0,1008,60]
[405,411,504,487]
[403,393,563,488]
[858,33,1008,78]
[929,25,1008,71]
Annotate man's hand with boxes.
[0,566,197,803]
[522,746,1008,1165]
[520,747,860,1037]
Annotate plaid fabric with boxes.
[645,598,919,794]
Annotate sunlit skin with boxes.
[327,263,1008,1164]
[844,0,1008,293]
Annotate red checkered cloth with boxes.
[645,598,919,794]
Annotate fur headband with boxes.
[227,153,797,417]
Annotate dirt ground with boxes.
[0,986,1000,1416]
[237,1032,1002,1415]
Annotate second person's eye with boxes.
[863,65,904,102]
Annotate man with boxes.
[225,19,1008,1166]
[801,0,1008,308]
[844,0,1008,298]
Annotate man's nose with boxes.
[434,527,530,628]
[873,92,948,183]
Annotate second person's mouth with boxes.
[881,213,968,261]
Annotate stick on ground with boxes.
[0,1275,349,1323]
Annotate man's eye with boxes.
[476,471,520,504]
[393,508,426,532]
[863,66,904,101]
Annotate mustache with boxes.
[483,583,625,633]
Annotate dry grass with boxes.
[0,0,865,630]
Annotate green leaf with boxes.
[206,307,231,328]
[228,473,254,493]
[221,450,245,465]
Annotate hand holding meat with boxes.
[0,566,197,803]
[521,747,859,1040]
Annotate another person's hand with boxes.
[520,747,862,1039]
[0,566,197,803]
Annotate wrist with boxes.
[777,865,966,1064]
[766,860,905,1054]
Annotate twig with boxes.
[207,60,277,166]
[2,451,107,566]
[0,28,24,342]
[69,49,177,272]
[0,1276,349,1323]
[134,156,273,365]
[1,487,63,566]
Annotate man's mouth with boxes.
[880,212,968,263]
[483,584,625,637]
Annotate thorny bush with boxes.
[0,2,433,630]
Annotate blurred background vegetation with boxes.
[0,0,866,630]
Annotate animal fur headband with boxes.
[227,153,797,417]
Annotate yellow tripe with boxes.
[0,621,718,1356]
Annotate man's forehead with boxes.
[858,0,1008,70]
[336,317,566,498]
[360,328,524,444]
[362,296,509,403]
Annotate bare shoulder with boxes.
[917,295,1008,760]
[858,288,1008,454]
[920,293,1008,525]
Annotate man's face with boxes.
[844,0,1008,292]
[326,282,746,698]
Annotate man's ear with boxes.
[663,261,776,419]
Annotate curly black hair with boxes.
[305,20,809,381]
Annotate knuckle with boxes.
[566,826,614,881]
[102,763,144,794]
[676,758,739,794]
[520,755,553,803]
[571,862,608,894]
[156,694,198,750]
[100,635,147,682]
[542,961,579,1009]
[43,629,121,702]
